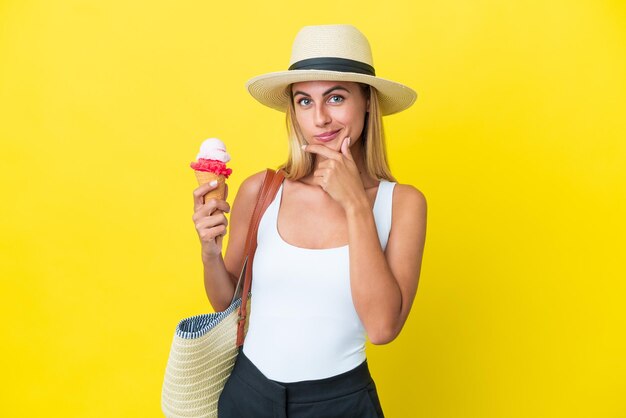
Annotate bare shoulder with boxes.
[229,169,268,232]
[234,169,267,205]
[392,183,427,214]
[389,182,427,243]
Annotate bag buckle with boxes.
[237,310,246,323]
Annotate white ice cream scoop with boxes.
[196,138,230,163]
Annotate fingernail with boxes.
[301,145,307,150]
[209,180,218,186]
[347,137,351,146]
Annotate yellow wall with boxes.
[1,0,625,416]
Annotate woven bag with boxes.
[161,168,284,418]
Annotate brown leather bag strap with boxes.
[236,168,285,347]
[229,170,276,305]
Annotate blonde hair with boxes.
[278,84,396,182]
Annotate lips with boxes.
[314,129,341,142]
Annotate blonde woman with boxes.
[192,24,427,418]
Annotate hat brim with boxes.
[245,70,417,116]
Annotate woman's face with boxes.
[291,80,369,152]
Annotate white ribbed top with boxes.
[243,180,396,382]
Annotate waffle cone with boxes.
[195,171,226,202]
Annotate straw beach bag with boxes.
[161,168,285,418]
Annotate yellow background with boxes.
[1,0,625,416]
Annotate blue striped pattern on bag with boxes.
[175,297,243,339]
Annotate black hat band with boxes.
[288,57,376,76]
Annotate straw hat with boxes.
[245,24,418,116]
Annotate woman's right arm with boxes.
[192,171,266,311]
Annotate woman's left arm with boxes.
[345,184,427,345]
[304,138,428,345]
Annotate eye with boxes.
[328,95,344,104]
[296,97,311,106]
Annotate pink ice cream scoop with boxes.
[190,138,232,201]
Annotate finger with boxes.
[203,198,231,215]
[207,211,229,229]
[193,180,221,210]
[224,183,229,201]
[302,144,342,160]
[193,199,230,221]
[199,224,227,242]
[341,137,353,161]
[195,211,229,230]
[196,224,228,242]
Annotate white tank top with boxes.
[242,179,396,382]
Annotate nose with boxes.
[314,103,331,127]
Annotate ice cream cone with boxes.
[195,171,226,202]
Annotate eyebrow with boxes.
[292,85,350,99]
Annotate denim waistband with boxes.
[231,348,374,404]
